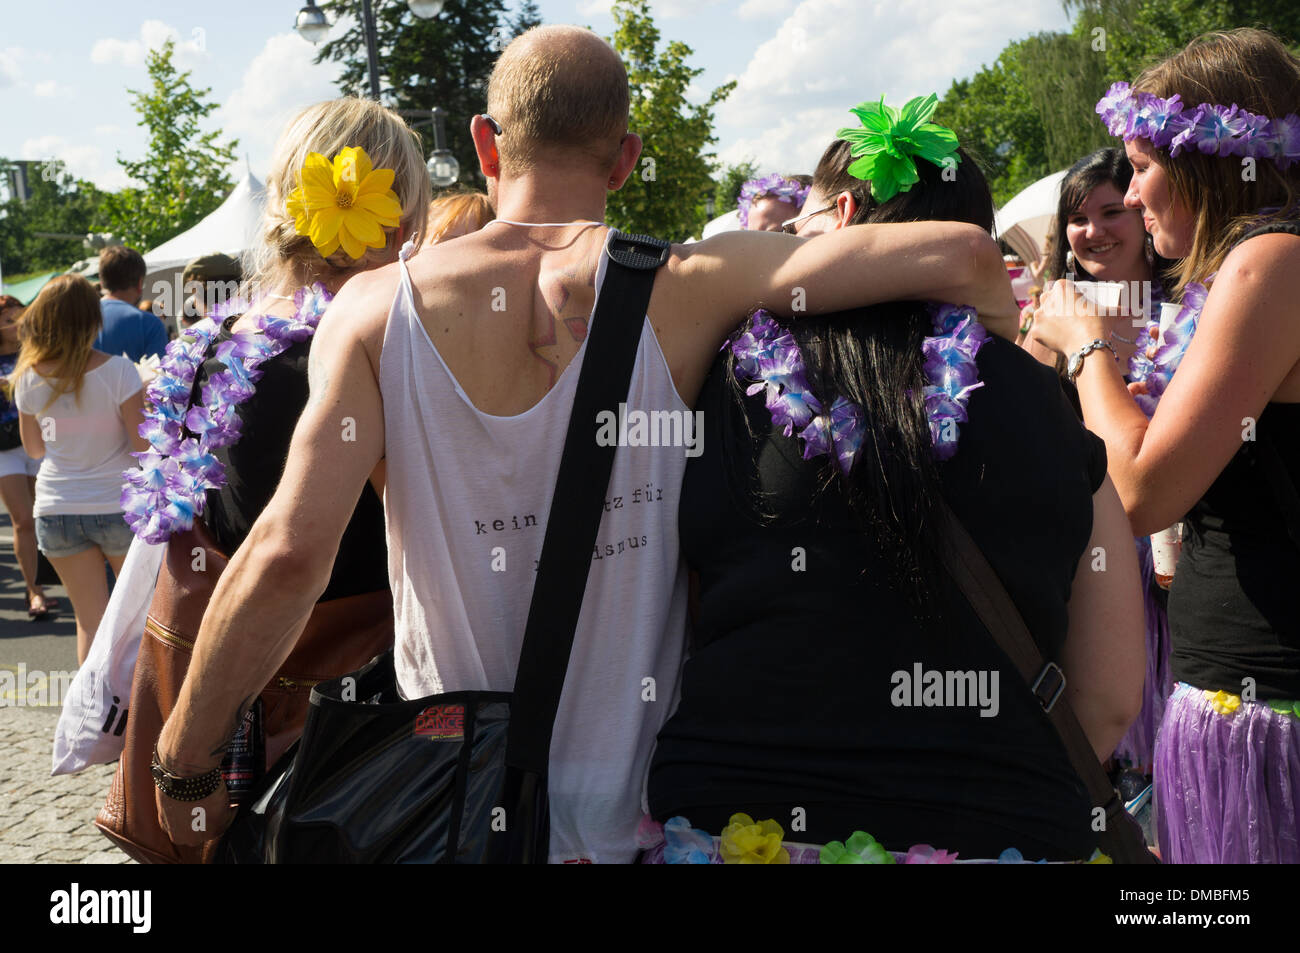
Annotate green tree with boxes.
[102,39,238,251]
[711,160,758,220]
[315,0,536,187]
[936,0,1300,204]
[0,162,110,277]
[605,0,735,241]
[935,40,1049,206]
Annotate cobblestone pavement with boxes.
[0,707,131,864]
[0,506,134,865]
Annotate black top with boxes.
[1168,402,1300,697]
[196,318,389,603]
[1166,221,1300,699]
[648,334,1109,860]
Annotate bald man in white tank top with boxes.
[157,25,1020,861]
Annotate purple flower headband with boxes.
[1096,81,1300,169]
[737,174,811,228]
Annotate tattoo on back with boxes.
[528,270,589,388]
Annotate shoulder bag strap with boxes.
[937,498,1156,863]
[505,230,672,775]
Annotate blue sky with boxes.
[0,0,1073,195]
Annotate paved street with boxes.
[0,508,133,864]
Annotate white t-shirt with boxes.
[13,353,142,517]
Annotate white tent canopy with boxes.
[994,169,1067,267]
[144,172,266,274]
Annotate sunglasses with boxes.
[781,203,836,235]
[481,113,503,135]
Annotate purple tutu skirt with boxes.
[1114,536,1172,771]
[1154,683,1300,863]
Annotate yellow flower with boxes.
[1203,690,1242,717]
[287,146,402,260]
[719,813,790,864]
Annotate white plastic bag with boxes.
[51,534,164,775]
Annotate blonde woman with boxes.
[10,276,148,662]
[424,190,494,245]
[87,96,430,863]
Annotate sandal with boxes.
[27,595,58,620]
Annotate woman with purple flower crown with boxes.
[1031,28,1300,863]
[96,97,431,862]
[641,95,1146,864]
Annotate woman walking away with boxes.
[0,295,53,619]
[8,276,147,662]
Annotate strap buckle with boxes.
[1031,661,1067,713]
[606,230,671,271]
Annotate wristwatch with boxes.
[1066,339,1117,382]
[151,746,223,801]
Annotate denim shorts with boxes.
[35,513,134,559]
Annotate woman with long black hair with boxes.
[644,100,1145,863]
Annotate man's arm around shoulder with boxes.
[155,280,390,844]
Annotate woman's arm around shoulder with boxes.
[1061,474,1144,761]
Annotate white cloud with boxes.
[578,0,728,19]
[33,79,74,98]
[19,135,132,191]
[736,0,795,19]
[218,31,345,179]
[0,48,20,88]
[712,0,1071,174]
[90,19,210,68]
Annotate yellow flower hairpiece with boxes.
[286,145,403,260]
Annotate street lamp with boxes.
[425,107,459,187]
[407,0,445,17]
[294,1,331,44]
[295,0,448,99]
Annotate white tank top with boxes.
[380,234,691,863]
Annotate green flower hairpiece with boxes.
[835,94,961,203]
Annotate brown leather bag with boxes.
[95,518,393,863]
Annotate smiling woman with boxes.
[1027,27,1300,864]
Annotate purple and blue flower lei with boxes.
[120,285,331,544]
[1125,281,1204,418]
[736,174,811,229]
[1096,81,1300,169]
[730,304,987,472]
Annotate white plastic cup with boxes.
[1151,523,1183,589]
[1076,281,1124,311]
[1158,301,1182,339]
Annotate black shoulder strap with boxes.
[505,230,671,775]
[936,498,1157,863]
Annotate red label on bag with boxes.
[414,704,465,740]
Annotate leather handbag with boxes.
[937,500,1158,863]
[219,230,671,864]
[94,468,393,860]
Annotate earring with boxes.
[1145,235,1155,266]
[1065,250,1075,274]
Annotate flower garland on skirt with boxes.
[121,285,331,543]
